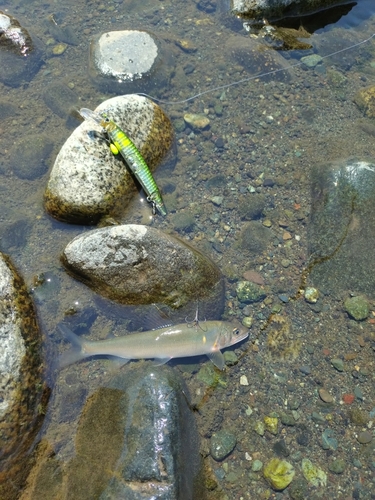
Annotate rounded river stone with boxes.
[62,224,223,309]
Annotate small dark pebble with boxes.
[273,439,289,457]
[263,178,275,187]
[299,365,311,376]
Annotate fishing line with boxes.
[138,32,375,105]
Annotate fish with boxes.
[79,107,167,216]
[57,321,249,370]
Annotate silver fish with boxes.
[57,321,249,370]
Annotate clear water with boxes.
[1,0,375,498]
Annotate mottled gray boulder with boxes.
[308,159,375,298]
[62,224,223,311]
[44,94,174,224]
[0,253,49,500]
[89,30,175,95]
[231,0,344,19]
[22,365,203,500]
[0,11,43,86]
[225,35,293,82]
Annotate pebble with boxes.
[304,287,319,303]
[242,316,253,328]
[344,295,370,321]
[331,358,344,372]
[210,430,237,461]
[183,113,210,130]
[319,388,334,403]
[263,458,295,490]
[357,431,372,444]
[328,458,346,474]
[52,43,68,55]
[301,458,327,487]
[240,375,249,386]
[264,416,279,435]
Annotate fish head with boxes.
[217,321,249,349]
[79,108,113,131]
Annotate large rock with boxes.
[0,253,49,500]
[62,224,224,312]
[89,29,175,95]
[44,94,174,224]
[231,0,347,19]
[308,158,375,298]
[0,11,43,86]
[22,365,203,500]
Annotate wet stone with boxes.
[89,30,175,95]
[236,280,266,304]
[9,133,53,180]
[0,11,43,86]
[357,430,372,444]
[44,94,174,224]
[62,224,224,311]
[43,82,78,119]
[0,252,48,500]
[344,295,370,321]
[328,458,346,474]
[210,430,237,461]
[331,358,344,372]
[263,458,295,490]
[308,159,375,299]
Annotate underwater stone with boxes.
[236,280,266,303]
[0,252,48,500]
[308,159,375,299]
[263,458,295,490]
[231,0,343,19]
[44,94,174,224]
[344,295,370,321]
[89,30,175,95]
[62,224,223,310]
[9,133,53,180]
[301,458,327,487]
[0,11,43,87]
[210,430,237,461]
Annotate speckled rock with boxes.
[62,224,224,310]
[210,430,237,461]
[301,458,327,487]
[89,30,175,95]
[263,458,295,490]
[236,280,266,303]
[0,253,49,500]
[344,295,370,321]
[309,159,375,298]
[44,95,174,224]
[354,85,375,118]
[0,11,43,87]
[22,364,203,500]
[231,0,342,19]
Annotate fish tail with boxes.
[56,324,88,369]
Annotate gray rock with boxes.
[65,364,201,500]
[9,133,53,179]
[0,252,48,499]
[89,30,175,95]
[44,94,174,224]
[62,224,223,310]
[210,429,237,461]
[0,11,43,87]
[42,82,79,119]
[231,0,342,19]
[308,159,375,298]
[344,295,370,321]
[225,35,293,82]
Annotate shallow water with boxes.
[1,0,375,498]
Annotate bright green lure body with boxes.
[80,107,167,216]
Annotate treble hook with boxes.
[185,305,207,332]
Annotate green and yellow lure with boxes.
[80,107,167,216]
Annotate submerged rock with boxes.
[23,364,203,500]
[89,29,175,95]
[0,253,49,500]
[308,158,375,298]
[0,11,43,86]
[44,94,174,224]
[231,0,345,19]
[9,133,54,180]
[62,224,223,310]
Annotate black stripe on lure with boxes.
[79,108,167,216]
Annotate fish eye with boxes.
[233,328,240,336]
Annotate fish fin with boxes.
[112,357,131,368]
[153,357,172,366]
[55,324,87,369]
[207,351,225,370]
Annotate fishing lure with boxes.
[79,107,167,216]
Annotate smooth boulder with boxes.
[62,224,223,310]
[44,94,174,224]
[0,253,49,500]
